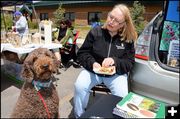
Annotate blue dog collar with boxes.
[32,80,52,91]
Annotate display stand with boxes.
[39,20,52,44]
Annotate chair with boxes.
[62,30,79,53]
[60,31,80,69]
[91,83,111,96]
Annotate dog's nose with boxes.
[43,64,49,69]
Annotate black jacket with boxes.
[77,26,135,75]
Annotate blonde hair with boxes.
[103,4,137,43]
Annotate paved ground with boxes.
[1,63,107,118]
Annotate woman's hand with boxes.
[93,62,101,69]
[102,57,115,67]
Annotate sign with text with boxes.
[167,40,179,67]
[168,40,179,59]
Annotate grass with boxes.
[74,25,91,39]
[29,25,91,40]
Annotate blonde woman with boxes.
[74,4,137,118]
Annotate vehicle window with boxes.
[158,1,179,68]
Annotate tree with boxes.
[53,3,65,27]
[130,1,147,35]
[1,13,13,31]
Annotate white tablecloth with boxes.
[1,43,62,55]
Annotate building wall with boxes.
[144,5,162,21]
[32,3,163,26]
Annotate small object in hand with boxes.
[93,66,115,75]
[99,67,114,73]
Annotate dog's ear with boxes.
[45,49,59,73]
[21,63,34,83]
[24,51,37,65]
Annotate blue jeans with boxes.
[73,69,128,118]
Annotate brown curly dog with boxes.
[11,48,59,118]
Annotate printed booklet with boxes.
[113,92,165,118]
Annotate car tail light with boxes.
[135,24,153,60]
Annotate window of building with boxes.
[40,13,48,21]
[64,12,75,22]
[88,12,102,25]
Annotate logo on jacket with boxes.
[116,43,125,49]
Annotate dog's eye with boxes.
[33,57,38,62]
[45,52,51,57]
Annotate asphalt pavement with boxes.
[1,62,107,118]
